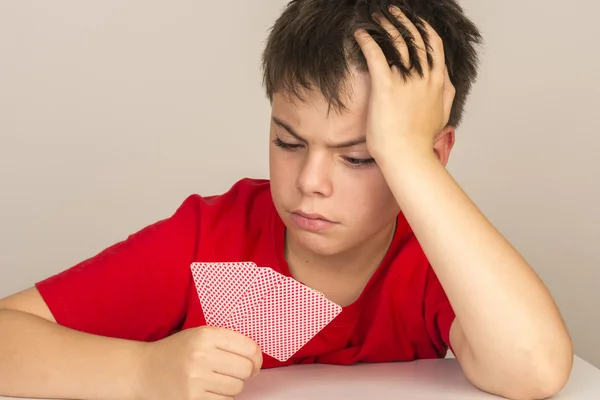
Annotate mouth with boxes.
[289,210,338,231]
[291,210,334,223]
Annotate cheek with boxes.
[269,148,298,196]
[338,170,399,221]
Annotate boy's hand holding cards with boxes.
[191,262,343,362]
[138,325,262,400]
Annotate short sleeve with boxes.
[424,266,456,357]
[35,195,202,342]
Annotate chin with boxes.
[287,227,348,257]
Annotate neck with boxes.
[285,220,397,276]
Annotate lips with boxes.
[292,210,332,222]
[289,210,338,231]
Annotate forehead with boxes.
[271,71,371,139]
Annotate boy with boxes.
[0,1,573,400]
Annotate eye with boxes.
[343,156,376,169]
[273,137,303,151]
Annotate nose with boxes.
[295,150,333,197]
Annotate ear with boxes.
[433,125,456,167]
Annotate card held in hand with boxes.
[191,262,261,328]
[190,262,343,362]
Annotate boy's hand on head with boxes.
[354,9,574,399]
[137,326,262,400]
[354,6,455,164]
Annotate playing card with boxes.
[225,267,283,328]
[191,262,261,326]
[233,276,343,362]
[190,261,343,362]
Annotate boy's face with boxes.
[269,72,400,257]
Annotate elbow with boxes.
[465,341,575,400]
[497,350,574,400]
[529,337,575,399]
[503,367,571,400]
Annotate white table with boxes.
[0,356,597,399]
[238,356,600,399]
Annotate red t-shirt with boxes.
[35,178,455,368]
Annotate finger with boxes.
[354,28,392,85]
[443,66,456,125]
[210,327,258,357]
[373,13,409,69]
[200,327,262,375]
[205,372,245,398]
[388,6,427,73]
[211,349,255,380]
[421,19,445,74]
[211,329,263,375]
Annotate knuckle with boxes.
[197,325,216,336]
[195,326,218,345]
[190,348,210,363]
[437,74,446,87]
[189,348,214,371]
[185,360,207,381]
[431,70,445,86]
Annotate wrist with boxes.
[376,145,450,212]
[375,142,439,174]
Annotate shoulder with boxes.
[198,178,272,208]
[178,178,274,221]
[172,178,277,240]
[180,178,281,265]
[131,178,274,248]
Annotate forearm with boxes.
[0,309,146,400]
[379,151,572,390]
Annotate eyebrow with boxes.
[272,116,366,149]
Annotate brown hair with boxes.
[261,0,483,127]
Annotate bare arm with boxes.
[380,153,573,399]
[0,287,145,400]
[354,8,574,400]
